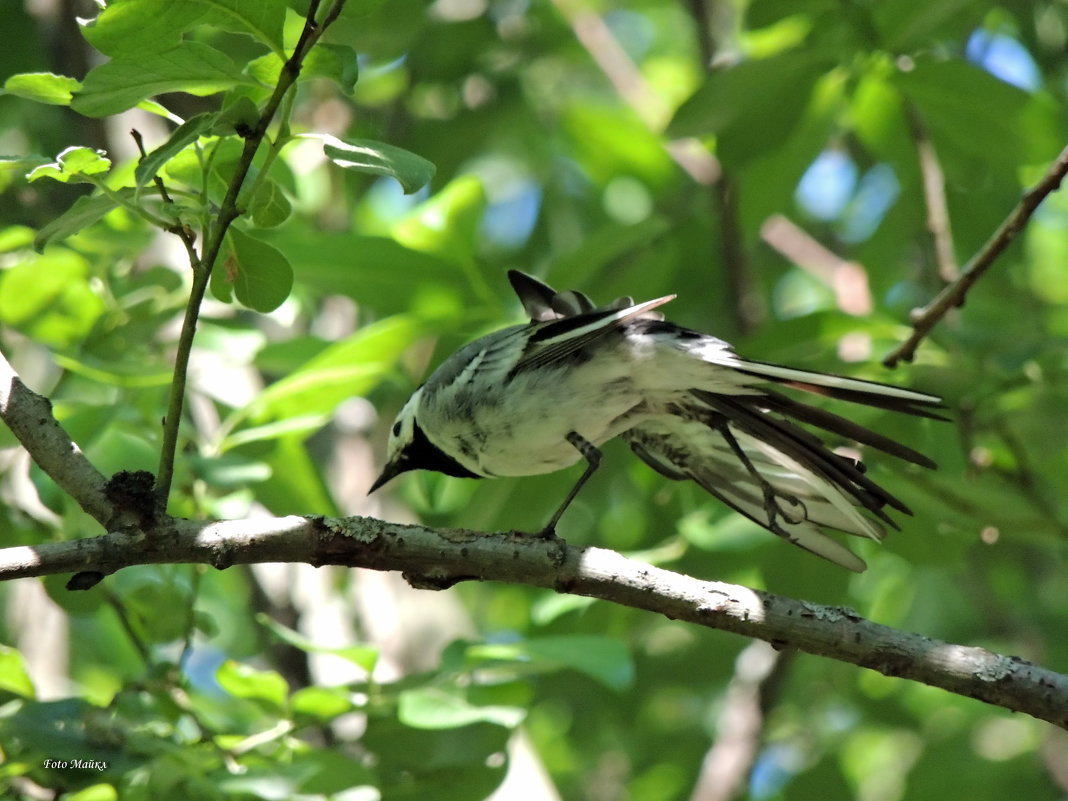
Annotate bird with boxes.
[370,270,944,572]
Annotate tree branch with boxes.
[884,142,1068,367]
[0,514,1064,728]
[0,349,112,525]
[906,104,958,283]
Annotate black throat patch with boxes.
[402,419,482,479]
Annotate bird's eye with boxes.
[392,421,402,437]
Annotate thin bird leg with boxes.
[714,421,807,535]
[540,431,603,536]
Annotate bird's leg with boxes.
[715,422,807,533]
[539,431,603,537]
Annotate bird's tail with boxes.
[625,371,942,572]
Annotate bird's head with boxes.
[369,387,481,494]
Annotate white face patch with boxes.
[386,389,423,461]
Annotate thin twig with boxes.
[131,128,201,268]
[690,641,785,801]
[154,0,347,505]
[884,142,1068,367]
[761,214,872,316]
[906,105,958,282]
[555,0,719,184]
[682,0,762,334]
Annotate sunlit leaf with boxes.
[216,661,289,709]
[247,314,423,421]
[397,687,524,730]
[391,175,485,263]
[27,146,111,184]
[2,72,81,105]
[0,646,35,697]
[323,135,436,194]
[257,613,379,672]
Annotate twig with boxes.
[0,516,1064,728]
[906,105,958,282]
[690,641,786,801]
[154,0,347,505]
[715,174,763,334]
[884,142,1068,367]
[131,128,200,267]
[761,214,872,316]
[554,0,719,184]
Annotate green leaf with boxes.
[80,0,221,57]
[256,613,379,672]
[397,687,524,730]
[26,146,111,184]
[0,154,52,176]
[391,175,486,264]
[0,225,36,252]
[252,435,339,515]
[290,687,356,722]
[293,750,376,795]
[469,636,635,691]
[221,414,329,450]
[73,41,250,117]
[187,452,271,488]
[248,314,423,421]
[212,94,261,135]
[873,0,981,50]
[249,178,293,228]
[34,189,136,252]
[0,250,106,347]
[221,227,294,312]
[323,135,436,194]
[0,646,35,697]
[667,50,830,166]
[216,661,289,710]
[247,43,359,93]
[194,0,288,55]
[305,44,360,93]
[124,582,190,643]
[60,784,118,801]
[271,229,467,317]
[893,59,1032,165]
[2,72,81,105]
[134,112,217,188]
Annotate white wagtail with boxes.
[370,271,944,571]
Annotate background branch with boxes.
[884,141,1068,367]
[906,105,959,282]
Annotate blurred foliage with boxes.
[0,0,1067,799]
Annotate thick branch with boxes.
[884,142,1068,367]
[0,350,112,525]
[0,515,1065,728]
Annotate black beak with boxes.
[368,459,405,494]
